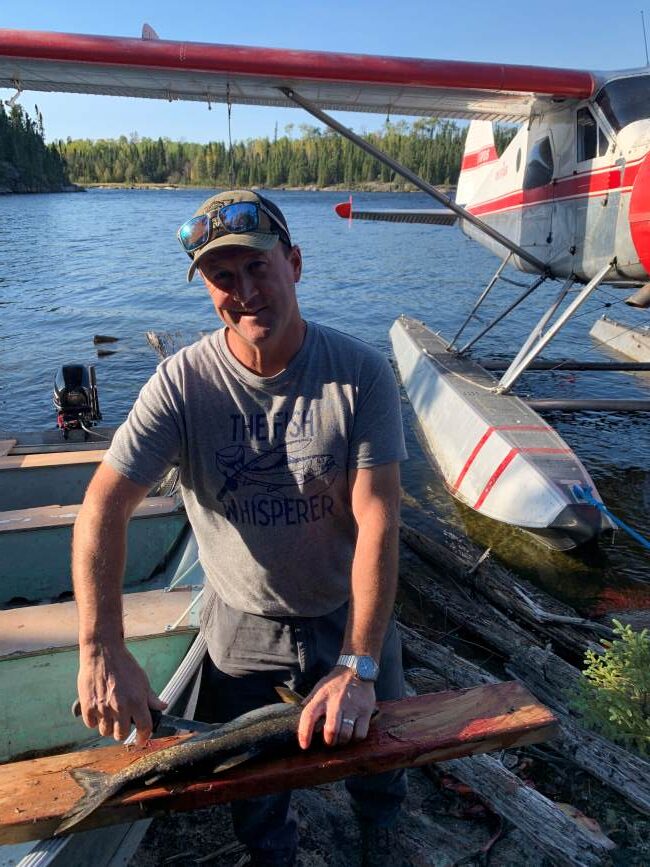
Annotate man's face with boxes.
[198,242,303,350]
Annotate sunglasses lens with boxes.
[179,215,211,252]
[219,202,260,234]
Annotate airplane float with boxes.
[1,28,649,549]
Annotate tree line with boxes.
[0,103,69,192]
[0,103,516,191]
[57,120,516,188]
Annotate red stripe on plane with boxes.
[461,146,498,172]
[468,161,641,218]
[452,424,548,491]
[473,446,572,510]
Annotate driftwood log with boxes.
[399,549,650,817]
[506,645,650,817]
[400,629,616,866]
[440,756,615,867]
[400,521,609,656]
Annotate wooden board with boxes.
[0,496,181,534]
[0,681,557,844]
[0,587,199,657]
[0,449,106,470]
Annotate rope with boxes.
[572,484,650,550]
[165,556,201,591]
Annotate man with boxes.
[73,190,408,866]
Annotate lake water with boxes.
[1,188,648,615]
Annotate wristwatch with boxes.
[336,653,380,682]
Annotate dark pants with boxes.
[196,593,408,858]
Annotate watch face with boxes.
[356,656,376,680]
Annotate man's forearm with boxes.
[72,502,128,649]
[341,509,400,660]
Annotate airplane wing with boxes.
[334,201,457,226]
[0,30,597,122]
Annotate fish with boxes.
[56,690,306,836]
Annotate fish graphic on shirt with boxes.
[215,439,337,501]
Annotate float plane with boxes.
[1,28,649,548]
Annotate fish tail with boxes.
[274,686,305,705]
[54,767,119,835]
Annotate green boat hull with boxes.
[0,629,196,764]
[0,513,187,606]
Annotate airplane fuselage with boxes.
[461,71,650,283]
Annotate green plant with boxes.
[574,620,650,756]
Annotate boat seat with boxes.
[0,586,198,658]
[0,496,181,534]
[0,448,106,471]
[0,497,187,604]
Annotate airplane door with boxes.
[519,132,555,266]
[570,106,617,279]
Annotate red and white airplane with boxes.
[335,81,650,289]
[1,29,648,548]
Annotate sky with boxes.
[1,0,649,144]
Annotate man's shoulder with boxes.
[156,331,219,377]
[312,322,388,367]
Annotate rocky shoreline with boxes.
[2,179,455,195]
[81,181,456,194]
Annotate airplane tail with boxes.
[456,121,498,206]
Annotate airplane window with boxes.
[598,127,609,157]
[596,74,650,131]
[523,137,554,189]
[577,108,598,162]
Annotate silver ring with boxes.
[341,717,356,727]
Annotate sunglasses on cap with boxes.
[177,201,291,256]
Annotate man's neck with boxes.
[225,319,307,376]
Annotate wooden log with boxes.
[506,646,650,817]
[400,547,537,658]
[400,630,616,865]
[440,755,616,867]
[400,521,608,656]
[0,684,556,844]
[400,623,499,689]
[399,561,650,817]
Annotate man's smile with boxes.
[226,306,268,317]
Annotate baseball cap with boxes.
[181,189,292,281]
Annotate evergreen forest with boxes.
[0,102,516,192]
[0,103,70,192]
[57,120,516,188]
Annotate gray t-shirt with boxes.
[105,322,407,617]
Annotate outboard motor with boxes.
[53,365,102,438]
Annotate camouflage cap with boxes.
[184,189,292,281]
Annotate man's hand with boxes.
[77,643,167,746]
[298,667,376,750]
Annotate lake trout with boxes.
[56,695,306,836]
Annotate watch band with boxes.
[336,653,380,682]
